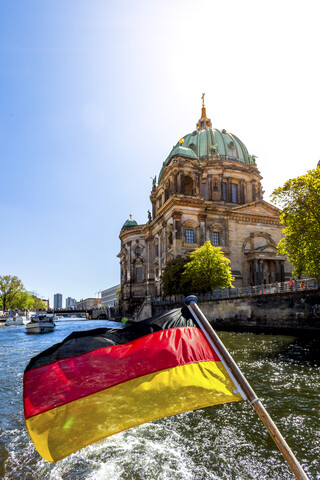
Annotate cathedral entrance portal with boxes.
[249,259,285,286]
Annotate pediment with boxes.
[254,244,278,253]
[231,200,279,217]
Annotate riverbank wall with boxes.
[146,289,320,334]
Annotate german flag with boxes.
[23,307,242,462]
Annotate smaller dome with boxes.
[159,146,199,181]
[122,215,138,231]
[168,145,198,161]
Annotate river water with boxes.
[0,318,319,480]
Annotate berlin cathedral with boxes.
[118,97,292,313]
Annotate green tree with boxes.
[271,168,320,278]
[14,291,35,310]
[183,241,234,293]
[161,257,193,295]
[33,296,47,310]
[0,275,25,311]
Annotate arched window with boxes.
[184,175,193,195]
[231,183,238,203]
[212,231,220,246]
[202,182,207,200]
[185,229,194,243]
[222,182,227,201]
[209,224,225,247]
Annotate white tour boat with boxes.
[26,314,57,334]
[5,315,27,326]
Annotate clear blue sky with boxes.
[1,0,319,307]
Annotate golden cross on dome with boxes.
[201,93,205,106]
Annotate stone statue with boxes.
[150,175,157,188]
[148,210,152,222]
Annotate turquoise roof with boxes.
[169,145,198,160]
[159,145,198,181]
[179,127,254,164]
[121,218,138,230]
[158,122,256,182]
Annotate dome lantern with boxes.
[121,214,138,232]
[196,93,212,130]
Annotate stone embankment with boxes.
[199,289,320,333]
[137,288,320,334]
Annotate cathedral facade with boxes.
[118,101,291,313]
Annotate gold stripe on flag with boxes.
[26,360,242,462]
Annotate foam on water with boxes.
[1,321,319,479]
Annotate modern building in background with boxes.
[66,297,77,309]
[76,298,100,310]
[101,285,120,307]
[53,293,62,310]
[118,100,292,314]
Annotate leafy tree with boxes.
[183,241,234,293]
[0,276,46,310]
[0,275,25,311]
[271,168,320,278]
[162,257,193,295]
[14,291,35,310]
[33,296,47,310]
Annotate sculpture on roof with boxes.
[150,175,157,189]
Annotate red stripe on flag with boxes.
[24,327,219,419]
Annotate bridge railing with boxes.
[153,278,319,305]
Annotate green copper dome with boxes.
[168,145,198,161]
[158,104,256,182]
[121,216,138,231]
[158,145,198,181]
[177,127,254,164]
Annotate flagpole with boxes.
[185,296,309,480]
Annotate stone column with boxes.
[249,260,253,285]
[280,261,285,282]
[252,182,256,201]
[207,174,212,200]
[173,211,182,256]
[174,173,178,194]
[162,221,167,267]
[196,173,201,195]
[180,173,184,194]
[275,260,281,282]
[157,235,161,296]
[227,178,232,202]
[127,241,133,299]
[259,259,264,285]
[170,176,175,196]
[198,213,207,245]
[145,236,155,296]
[253,259,258,285]
[240,181,245,204]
